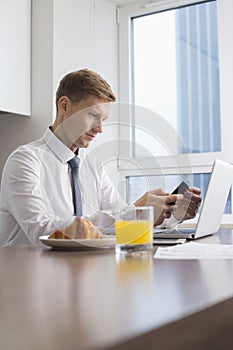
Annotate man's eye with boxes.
[88,113,97,118]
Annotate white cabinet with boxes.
[0,0,31,116]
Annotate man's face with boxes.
[57,95,110,151]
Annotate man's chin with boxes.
[74,142,90,149]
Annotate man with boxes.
[0,69,201,246]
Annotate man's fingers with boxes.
[188,186,201,195]
[149,188,169,196]
[165,194,178,205]
[163,211,172,218]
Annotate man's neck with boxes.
[50,125,79,154]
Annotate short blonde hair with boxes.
[56,68,116,111]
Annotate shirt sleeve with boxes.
[100,167,127,212]
[1,150,74,243]
[83,164,127,232]
[156,215,183,229]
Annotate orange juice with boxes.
[115,220,153,245]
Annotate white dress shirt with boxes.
[0,128,126,246]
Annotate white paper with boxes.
[154,242,233,259]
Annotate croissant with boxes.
[49,217,103,239]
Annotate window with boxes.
[132,0,221,157]
[118,0,233,222]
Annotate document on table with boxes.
[154,242,233,259]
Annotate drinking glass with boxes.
[115,206,153,255]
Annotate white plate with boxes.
[39,235,116,250]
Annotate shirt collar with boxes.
[42,128,79,163]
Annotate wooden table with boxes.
[1,229,233,350]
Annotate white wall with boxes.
[53,0,120,186]
[53,0,118,89]
[0,0,54,175]
[0,0,120,188]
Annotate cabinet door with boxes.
[0,0,31,116]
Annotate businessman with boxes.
[0,68,201,245]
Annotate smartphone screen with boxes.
[169,181,189,205]
[171,181,189,195]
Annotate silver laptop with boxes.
[153,159,233,241]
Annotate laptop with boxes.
[153,159,233,242]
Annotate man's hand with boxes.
[173,187,202,221]
[134,188,178,226]
[134,186,202,227]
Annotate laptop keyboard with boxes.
[153,228,195,235]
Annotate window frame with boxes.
[117,0,233,223]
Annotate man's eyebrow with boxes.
[88,106,101,114]
[90,106,109,116]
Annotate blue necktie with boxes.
[68,156,83,216]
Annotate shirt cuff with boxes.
[156,215,183,229]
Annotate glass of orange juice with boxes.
[115,206,153,255]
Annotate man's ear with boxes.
[58,96,69,114]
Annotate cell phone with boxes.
[171,181,189,195]
[169,181,189,205]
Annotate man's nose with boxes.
[93,123,103,133]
